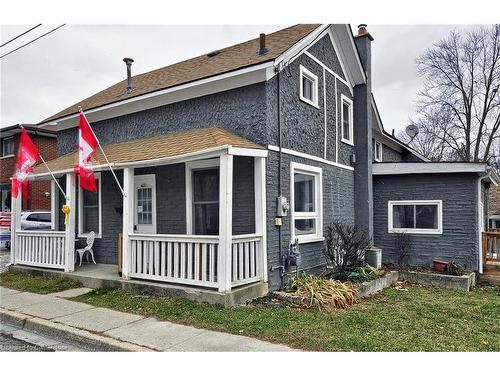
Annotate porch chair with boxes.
[75,231,96,266]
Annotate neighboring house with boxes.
[488,184,500,228]
[0,124,57,212]
[9,24,498,302]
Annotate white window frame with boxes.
[388,200,443,235]
[374,140,383,162]
[78,172,102,238]
[290,162,323,243]
[299,65,319,108]
[341,94,354,146]
[185,158,220,235]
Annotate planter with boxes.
[358,271,399,298]
[399,270,476,292]
[433,259,448,272]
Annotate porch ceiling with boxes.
[33,127,264,174]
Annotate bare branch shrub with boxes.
[394,232,412,265]
[324,222,371,280]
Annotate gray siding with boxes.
[307,35,346,80]
[373,173,479,271]
[266,150,355,290]
[57,83,269,157]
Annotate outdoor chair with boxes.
[75,231,96,266]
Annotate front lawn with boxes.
[0,270,82,294]
[72,282,500,351]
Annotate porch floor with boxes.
[10,263,268,307]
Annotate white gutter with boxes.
[373,162,490,175]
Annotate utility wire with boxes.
[0,24,42,48]
[0,24,66,59]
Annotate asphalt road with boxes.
[0,333,49,352]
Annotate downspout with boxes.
[276,65,284,288]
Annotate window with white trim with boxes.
[1,137,14,157]
[374,140,383,162]
[78,173,102,237]
[388,200,442,234]
[291,162,323,242]
[341,95,353,145]
[186,159,220,235]
[299,65,319,107]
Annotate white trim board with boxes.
[267,145,354,171]
[373,162,490,175]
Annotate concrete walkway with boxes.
[0,286,294,352]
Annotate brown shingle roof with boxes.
[33,127,263,174]
[42,24,320,124]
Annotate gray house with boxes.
[9,24,497,302]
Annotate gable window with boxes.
[299,65,319,108]
[1,137,14,157]
[186,159,220,235]
[341,95,353,145]
[291,162,323,243]
[374,140,383,162]
[78,173,102,237]
[388,200,442,234]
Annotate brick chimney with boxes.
[353,23,374,239]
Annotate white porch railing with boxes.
[128,233,263,289]
[129,234,220,288]
[15,230,66,270]
[231,234,262,287]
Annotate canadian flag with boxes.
[75,111,98,192]
[12,128,41,199]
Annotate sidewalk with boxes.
[0,286,295,352]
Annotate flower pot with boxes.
[433,259,448,272]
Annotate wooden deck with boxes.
[481,232,500,285]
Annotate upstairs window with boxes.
[341,95,353,145]
[299,65,319,108]
[388,200,442,234]
[374,140,383,162]
[1,137,14,157]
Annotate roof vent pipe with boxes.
[123,57,134,93]
[259,33,268,55]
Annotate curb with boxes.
[0,308,153,352]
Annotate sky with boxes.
[0,24,481,133]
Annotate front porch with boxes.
[9,128,269,299]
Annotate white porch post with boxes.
[218,153,233,292]
[10,191,21,265]
[122,167,134,279]
[50,179,59,230]
[254,157,268,282]
[64,173,76,272]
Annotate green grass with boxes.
[0,270,82,294]
[71,282,500,351]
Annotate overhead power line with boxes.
[0,24,42,48]
[0,24,66,59]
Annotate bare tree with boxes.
[405,25,500,162]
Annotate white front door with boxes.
[134,174,156,234]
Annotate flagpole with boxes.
[39,154,67,201]
[18,125,67,200]
[78,107,125,197]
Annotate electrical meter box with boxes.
[276,196,289,217]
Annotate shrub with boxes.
[288,274,358,311]
[348,265,384,282]
[324,222,371,280]
[394,232,412,265]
